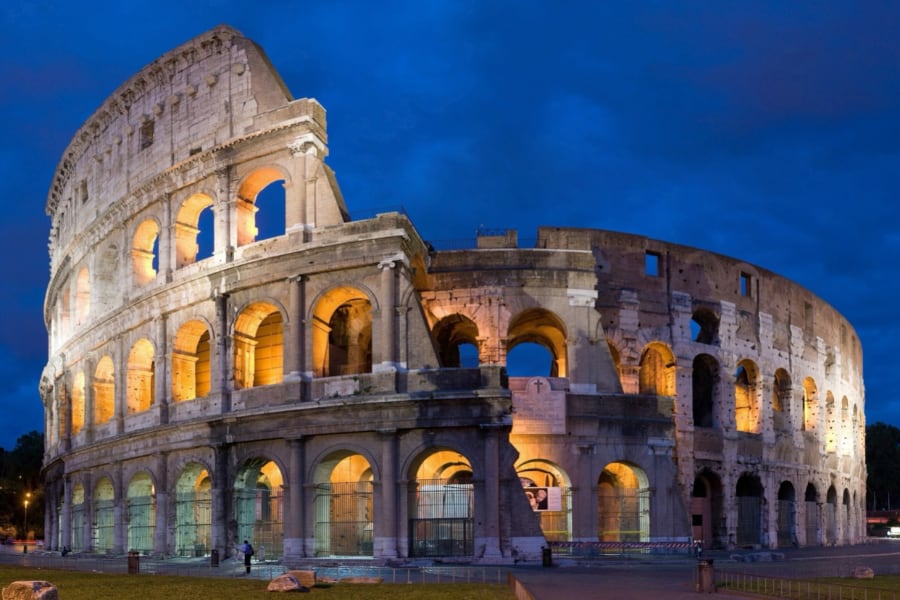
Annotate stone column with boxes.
[214,293,231,413]
[82,356,95,444]
[478,425,503,559]
[82,472,93,552]
[211,444,229,560]
[285,276,307,383]
[374,257,399,376]
[284,437,305,560]
[115,336,126,435]
[214,167,235,261]
[113,462,125,554]
[159,194,172,282]
[153,453,168,556]
[154,314,169,424]
[376,428,398,558]
[572,444,595,541]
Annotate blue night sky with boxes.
[0,1,898,449]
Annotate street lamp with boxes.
[23,492,30,541]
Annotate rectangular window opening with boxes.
[140,121,155,150]
[645,251,661,277]
[740,272,752,297]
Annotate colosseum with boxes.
[39,25,865,564]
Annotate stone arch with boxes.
[172,319,212,402]
[234,300,284,389]
[516,458,572,542]
[236,166,288,246]
[692,354,719,428]
[131,218,160,285]
[804,483,819,546]
[127,471,156,553]
[72,370,86,435]
[93,355,115,425]
[75,267,90,326]
[772,368,791,432]
[825,485,838,544]
[126,338,155,414]
[312,450,374,557]
[776,481,796,547]
[507,308,568,377]
[235,457,284,559]
[691,307,720,344]
[93,476,115,553]
[842,488,851,544]
[638,341,675,396]
[691,470,723,549]
[734,359,761,433]
[735,473,763,546]
[597,461,650,542]
[803,377,818,431]
[174,192,214,268]
[312,286,374,378]
[432,313,480,368]
[71,482,86,551]
[175,462,212,557]
[407,447,475,558]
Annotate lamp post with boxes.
[23,492,30,542]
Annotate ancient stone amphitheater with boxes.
[39,25,865,563]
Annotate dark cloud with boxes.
[0,1,898,448]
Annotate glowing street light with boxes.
[23,492,31,541]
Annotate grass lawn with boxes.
[723,573,900,599]
[0,565,515,600]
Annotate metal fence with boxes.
[717,570,900,600]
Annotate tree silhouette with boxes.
[866,422,900,511]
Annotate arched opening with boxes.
[772,369,791,432]
[312,287,372,377]
[127,472,156,554]
[432,314,479,368]
[175,463,212,557]
[131,219,160,285]
[71,483,85,552]
[825,392,837,452]
[71,371,85,435]
[691,308,720,344]
[804,483,819,546]
[691,471,723,549]
[803,377,818,431]
[175,193,214,268]
[126,339,155,414]
[638,342,675,396]
[507,309,567,377]
[235,459,284,560]
[516,459,572,543]
[237,168,286,246]
[234,302,284,389]
[93,356,115,426]
[75,267,90,326]
[776,481,796,548]
[734,359,760,433]
[608,342,623,389]
[597,462,649,542]
[842,489,851,544]
[93,477,115,553]
[735,474,763,547]
[692,354,718,428]
[408,448,474,558]
[172,320,211,401]
[825,485,837,544]
[313,452,373,557]
[507,342,554,377]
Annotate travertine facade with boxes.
[40,26,865,563]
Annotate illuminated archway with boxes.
[313,452,373,557]
[93,356,115,425]
[175,463,212,557]
[174,193,213,268]
[802,377,818,431]
[234,301,284,389]
[408,448,474,557]
[126,339,155,413]
[172,320,211,401]
[235,459,284,559]
[638,342,675,396]
[432,313,479,368]
[507,308,567,377]
[516,459,572,542]
[312,287,372,377]
[734,359,760,433]
[127,472,156,554]
[71,371,85,435]
[236,168,286,246]
[71,483,85,552]
[93,476,115,552]
[132,219,159,285]
[597,462,649,542]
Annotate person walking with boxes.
[240,539,254,574]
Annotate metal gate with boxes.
[776,499,795,547]
[736,496,761,546]
[598,487,649,542]
[127,496,155,553]
[175,493,211,557]
[236,488,284,559]
[409,480,473,557]
[313,481,373,557]
[93,499,115,552]
[805,501,818,546]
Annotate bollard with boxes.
[210,548,219,567]
[696,559,715,593]
[542,546,553,568]
[127,550,140,574]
